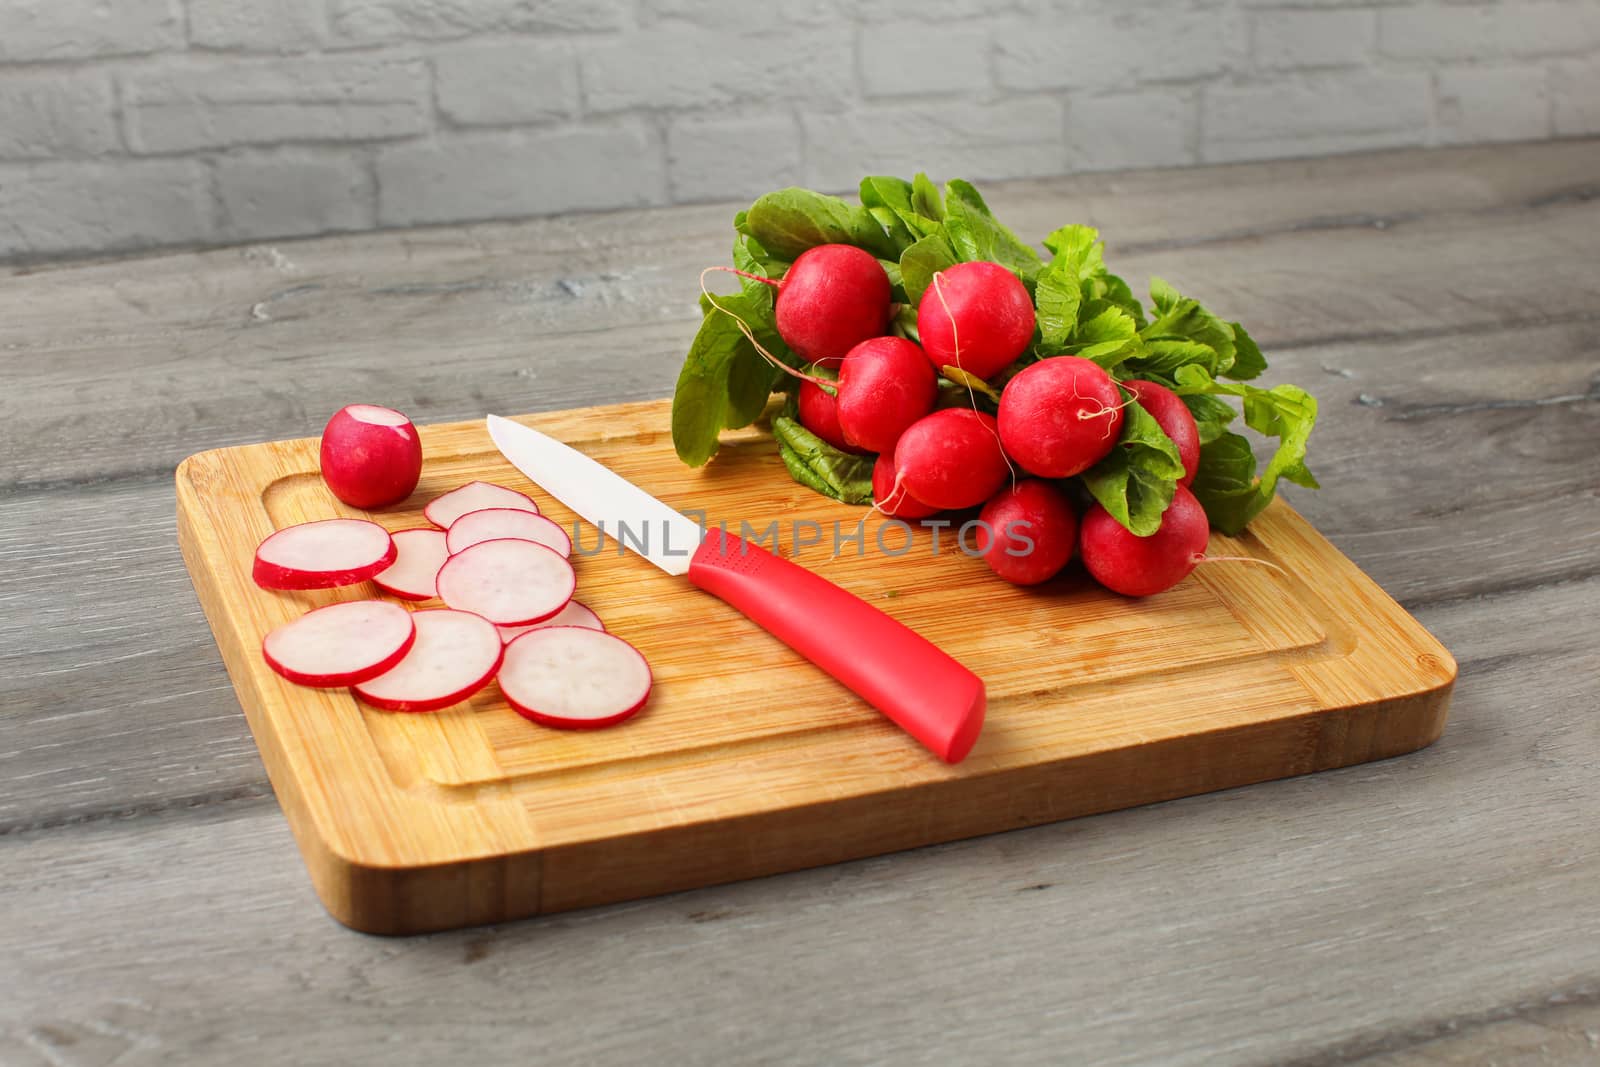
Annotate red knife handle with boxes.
[687,529,986,763]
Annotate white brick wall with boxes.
[1,0,1598,260]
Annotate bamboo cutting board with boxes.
[176,399,1455,935]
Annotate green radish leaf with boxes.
[1042,224,1105,277]
[1224,320,1267,380]
[940,365,1001,402]
[890,303,921,342]
[1179,392,1238,444]
[1097,272,1148,329]
[742,188,898,260]
[877,257,908,304]
[1068,303,1142,368]
[1079,397,1187,536]
[1188,432,1267,535]
[772,413,875,505]
[944,179,1043,281]
[900,232,959,306]
[912,173,945,220]
[672,289,785,466]
[732,230,788,292]
[1136,276,1238,377]
[1033,258,1082,349]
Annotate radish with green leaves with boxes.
[917,261,1035,381]
[319,404,423,510]
[1123,379,1200,487]
[975,480,1078,586]
[1079,484,1211,597]
[835,337,938,454]
[754,244,891,367]
[893,408,1010,511]
[998,357,1125,479]
[872,450,939,520]
[797,377,860,454]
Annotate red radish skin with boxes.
[975,480,1078,586]
[252,518,396,591]
[319,404,423,509]
[1080,483,1211,597]
[998,357,1126,478]
[773,244,892,366]
[497,600,605,643]
[262,600,416,688]
[871,450,940,520]
[373,528,449,600]
[1122,379,1201,487]
[893,408,1010,511]
[352,609,504,713]
[424,481,539,530]
[435,537,575,626]
[797,377,862,453]
[835,337,938,454]
[445,507,573,558]
[916,262,1036,381]
[498,626,652,730]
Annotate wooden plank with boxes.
[172,399,1451,932]
[0,575,1592,1064]
[4,142,1598,490]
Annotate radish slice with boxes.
[425,481,539,530]
[373,528,449,600]
[253,519,396,591]
[497,600,604,642]
[498,626,652,729]
[446,508,572,558]
[262,600,415,687]
[435,538,575,626]
[352,609,503,712]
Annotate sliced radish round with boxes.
[445,507,572,558]
[352,609,503,712]
[425,481,539,530]
[253,518,396,591]
[373,528,449,600]
[435,538,575,626]
[497,600,604,642]
[498,626,652,730]
[262,600,415,687]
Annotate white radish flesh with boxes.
[372,528,449,600]
[425,481,539,530]
[352,609,503,712]
[446,507,572,558]
[253,519,396,591]
[262,600,415,687]
[497,600,604,642]
[435,538,575,626]
[498,626,652,729]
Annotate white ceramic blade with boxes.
[486,415,703,577]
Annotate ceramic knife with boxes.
[486,414,986,763]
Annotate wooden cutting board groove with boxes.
[176,399,1455,934]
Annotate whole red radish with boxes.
[997,357,1125,478]
[797,377,860,453]
[893,408,1010,511]
[774,244,892,366]
[320,404,423,509]
[1079,483,1210,597]
[975,480,1078,586]
[836,337,937,454]
[916,261,1035,381]
[1123,379,1200,486]
[872,450,940,520]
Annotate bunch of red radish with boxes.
[745,244,1208,597]
[252,405,651,729]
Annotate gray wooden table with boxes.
[4,141,1598,1066]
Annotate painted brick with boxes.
[0,0,180,62]
[1436,67,1549,145]
[0,159,212,259]
[582,29,855,112]
[996,12,1240,92]
[640,0,837,29]
[859,24,992,97]
[667,115,802,203]
[1552,57,1600,135]
[328,0,629,44]
[1068,91,1195,171]
[188,0,326,52]
[1379,4,1600,61]
[1253,9,1373,70]
[124,58,429,153]
[0,71,120,160]
[435,43,578,126]
[801,98,1067,194]
[376,124,665,225]
[1203,71,1431,159]
[216,151,373,238]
